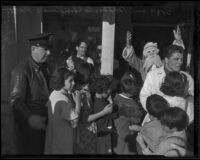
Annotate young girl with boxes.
[91,75,117,154]
[141,107,188,157]
[44,67,81,154]
[113,72,145,154]
[74,62,113,154]
[160,71,194,124]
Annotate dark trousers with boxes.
[97,134,112,154]
[14,121,45,155]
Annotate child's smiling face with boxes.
[64,75,75,92]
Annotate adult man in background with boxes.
[140,44,194,111]
[10,33,54,154]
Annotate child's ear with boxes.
[165,57,169,64]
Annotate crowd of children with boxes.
[43,25,194,157]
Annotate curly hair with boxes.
[90,75,112,94]
[74,61,92,86]
[160,107,188,131]
[160,71,187,97]
[50,67,75,91]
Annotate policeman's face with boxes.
[165,52,183,72]
[32,46,51,63]
[77,42,87,57]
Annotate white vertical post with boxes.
[41,21,43,33]
[100,7,115,75]
[13,6,17,41]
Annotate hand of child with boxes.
[71,118,79,128]
[137,132,143,140]
[72,90,81,107]
[129,124,142,131]
[142,147,152,155]
[107,95,113,104]
[103,103,113,115]
[170,144,193,156]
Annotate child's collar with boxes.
[119,93,133,99]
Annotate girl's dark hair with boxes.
[50,67,74,91]
[90,75,112,94]
[160,107,188,131]
[160,71,187,97]
[163,44,184,59]
[74,61,92,87]
[120,72,139,97]
[146,94,169,119]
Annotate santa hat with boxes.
[143,42,159,57]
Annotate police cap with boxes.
[29,33,54,48]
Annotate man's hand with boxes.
[126,31,132,47]
[28,115,47,130]
[173,25,182,41]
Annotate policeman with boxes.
[10,33,54,154]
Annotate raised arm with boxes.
[122,31,143,73]
[172,24,185,49]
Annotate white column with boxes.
[100,7,115,75]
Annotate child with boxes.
[142,107,188,157]
[74,63,114,154]
[91,75,117,154]
[44,67,81,154]
[113,72,145,154]
[160,71,194,124]
[134,94,169,154]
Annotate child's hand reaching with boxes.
[129,124,142,132]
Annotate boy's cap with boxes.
[29,33,54,48]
